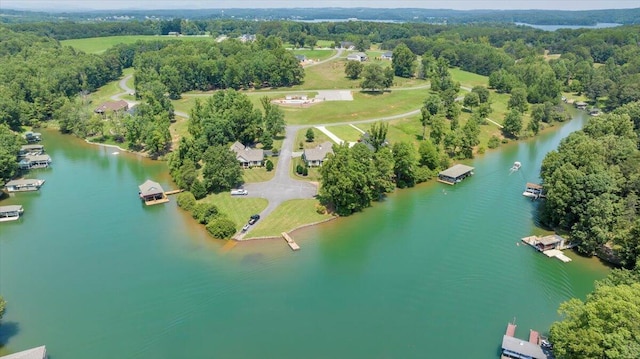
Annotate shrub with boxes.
[296,164,303,174]
[192,202,219,224]
[176,191,196,211]
[265,159,274,171]
[316,204,327,214]
[477,146,486,154]
[488,135,501,149]
[206,218,237,239]
[414,167,433,184]
[190,179,207,200]
[302,166,308,176]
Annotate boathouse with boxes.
[4,179,45,192]
[138,179,168,205]
[437,164,474,185]
[501,322,546,359]
[18,154,52,170]
[19,144,45,158]
[24,131,42,143]
[523,183,544,199]
[0,205,24,222]
[0,345,47,359]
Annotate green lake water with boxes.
[0,111,609,358]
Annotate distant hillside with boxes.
[1,7,639,25]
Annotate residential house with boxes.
[230,141,264,168]
[302,141,334,167]
[346,52,368,62]
[339,41,355,50]
[359,132,389,151]
[381,51,393,60]
[94,100,129,115]
[239,34,256,43]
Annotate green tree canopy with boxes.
[345,60,364,80]
[392,43,417,78]
[202,145,243,193]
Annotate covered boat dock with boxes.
[0,205,24,222]
[523,183,544,199]
[437,164,474,185]
[4,179,45,192]
[501,321,546,359]
[138,179,168,205]
[18,154,52,170]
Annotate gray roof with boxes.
[438,164,474,178]
[0,205,23,213]
[382,51,393,57]
[20,145,44,151]
[304,141,334,161]
[230,142,264,162]
[502,335,546,359]
[138,179,165,196]
[0,346,47,359]
[539,234,564,246]
[25,154,51,162]
[5,179,42,186]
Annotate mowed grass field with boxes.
[61,35,215,54]
[248,199,334,238]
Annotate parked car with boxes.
[231,189,248,196]
[248,214,260,225]
[241,224,250,232]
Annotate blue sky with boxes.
[2,0,638,11]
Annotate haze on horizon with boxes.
[2,0,638,11]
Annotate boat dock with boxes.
[4,178,45,192]
[522,235,573,262]
[0,205,24,222]
[437,164,475,185]
[282,232,300,251]
[523,182,545,199]
[165,189,184,196]
[501,321,546,359]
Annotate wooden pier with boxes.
[281,232,300,251]
[165,189,184,196]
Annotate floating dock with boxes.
[4,178,45,192]
[501,321,546,359]
[0,205,24,222]
[522,235,573,262]
[165,189,184,196]
[282,232,300,251]
[438,164,474,185]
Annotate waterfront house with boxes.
[303,141,334,167]
[437,164,475,185]
[381,51,393,60]
[230,141,264,168]
[94,100,129,115]
[574,101,588,110]
[5,179,45,192]
[19,144,45,158]
[18,154,52,170]
[347,52,368,62]
[138,179,168,205]
[0,345,47,359]
[24,131,42,143]
[0,205,24,222]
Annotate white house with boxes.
[302,141,334,167]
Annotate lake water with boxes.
[0,110,609,358]
[515,22,622,31]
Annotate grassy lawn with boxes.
[282,89,426,125]
[61,35,214,54]
[247,199,333,238]
[450,68,490,88]
[294,129,333,150]
[325,124,364,142]
[242,157,278,183]
[290,157,322,182]
[199,193,268,231]
[88,68,135,107]
[293,49,337,61]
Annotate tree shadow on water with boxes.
[0,321,20,347]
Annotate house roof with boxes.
[304,141,334,161]
[538,234,564,246]
[95,100,128,113]
[0,205,23,213]
[438,164,474,178]
[501,335,545,359]
[0,346,47,359]
[138,179,165,196]
[382,51,393,57]
[354,52,367,57]
[230,142,264,162]
[295,54,306,61]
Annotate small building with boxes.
[167,31,180,36]
[94,100,129,115]
[437,164,474,185]
[230,141,264,168]
[295,54,307,62]
[24,131,42,143]
[0,345,47,359]
[339,41,355,50]
[523,182,544,199]
[346,52,368,62]
[381,51,393,60]
[239,34,256,43]
[359,132,389,151]
[303,141,334,167]
[589,108,601,116]
[19,144,45,158]
[521,234,573,262]
[18,154,52,170]
[0,205,24,222]
[501,322,546,359]
[138,179,168,205]
[5,179,45,192]
[574,101,588,110]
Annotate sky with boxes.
[1,0,638,12]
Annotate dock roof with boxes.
[526,182,543,190]
[0,205,23,213]
[438,164,474,178]
[5,179,42,186]
[138,180,165,196]
[539,234,564,246]
[0,345,47,359]
[502,335,546,359]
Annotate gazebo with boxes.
[138,180,168,205]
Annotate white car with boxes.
[231,189,248,196]
[241,224,250,232]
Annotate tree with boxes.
[392,43,417,78]
[345,60,364,80]
[368,121,388,152]
[206,217,237,239]
[202,145,243,193]
[421,94,442,140]
[460,116,481,159]
[508,87,529,113]
[305,128,315,142]
[361,63,387,92]
[383,67,395,89]
[503,109,523,138]
[471,86,490,103]
[261,96,285,137]
[176,191,197,211]
[265,159,274,171]
[418,140,440,170]
[463,92,480,110]
[430,115,446,145]
[0,124,21,181]
[393,142,419,188]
